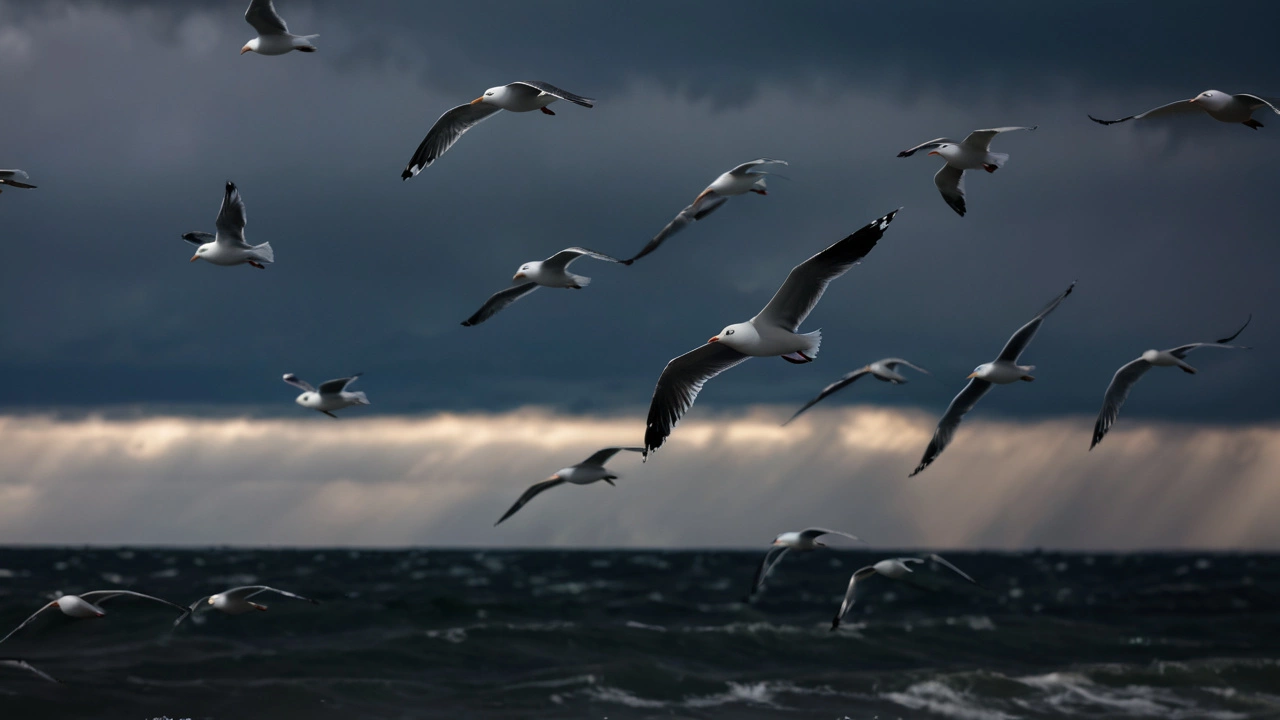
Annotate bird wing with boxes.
[748,546,789,597]
[282,373,316,392]
[881,358,930,375]
[1168,342,1249,359]
[910,378,993,476]
[317,374,361,395]
[832,566,878,629]
[642,341,751,458]
[753,209,899,332]
[624,192,729,264]
[494,477,567,526]
[925,553,977,584]
[0,658,58,683]
[960,126,1037,151]
[896,138,954,157]
[233,586,320,604]
[401,102,504,178]
[542,247,626,272]
[1234,94,1280,115]
[781,368,872,426]
[182,231,215,246]
[245,0,289,35]
[726,158,788,175]
[995,281,1076,362]
[798,527,860,542]
[1088,98,1198,125]
[580,447,644,467]
[460,282,540,327]
[1091,358,1152,450]
[508,81,595,108]
[80,590,189,615]
[214,182,249,248]
[0,602,59,644]
[175,596,212,625]
[1214,314,1251,345]
[933,164,966,217]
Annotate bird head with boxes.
[967,363,991,380]
[473,86,503,105]
[513,262,536,282]
[240,38,258,55]
[1190,90,1227,110]
[927,143,956,159]
[190,244,210,263]
[709,322,755,349]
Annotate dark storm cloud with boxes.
[0,0,1277,430]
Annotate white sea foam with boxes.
[883,680,1018,720]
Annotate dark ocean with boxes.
[0,548,1277,719]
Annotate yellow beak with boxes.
[966,372,978,378]
[190,254,200,262]
[471,97,485,105]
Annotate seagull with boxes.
[401,81,594,178]
[783,358,929,426]
[0,169,36,192]
[461,247,627,326]
[0,658,58,683]
[1089,90,1280,130]
[283,373,370,418]
[624,159,789,263]
[0,591,190,644]
[911,282,1075,477]
[241,0,317,55]
[494,447,644,526]
[897,126,1036,216]
[175,586,319,626]
[1091,316,1251,450]
[831,554,977,630]
[184,182,274,269]
[748,528,860,600]
[642,210,900,459]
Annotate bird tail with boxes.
[251,242,274,263]
[985,152,1009,169]
[570,273,591,288]
[350,392,370,406]
[803,329,821,359]
[293,34,320,48]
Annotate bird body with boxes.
[0,591,189,644]
[494,447,643,525]
[1090,90,1280,129]
[784,358,928,425]
[283,374,369,418]
[52,595,106,619]
[185,182,274,269]
[748,528,860,599]
[242,0,317,55]
[831,554,976,629]
[898,127,1035,216]
[177,586,319,624]
[462,247,625,326]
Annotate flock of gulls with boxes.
[0,0,1271,685]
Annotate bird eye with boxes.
[725,329,735,335]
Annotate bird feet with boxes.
[540,107,556,115]
[1244,118,1263,130]
[750,189,768,195]
[781,351,813,364]
[1020,375,1035,381]
[982,164,998,173]
[248,261,265,269]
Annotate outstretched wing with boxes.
[624,192,729,264]
[182,231,215,246]
[934,165,966,217]
[214,182,249,247]
[1091,358,1151,450]
[1088,98,1198,125]
[1234,94,1280,115]
[782,368,871,425]
[643,342,751,458]
[748,546,789,597]
[509,81,595,108]
[996,282,1076,362]
[580,447,644,467]
[924,553,977,585]
[897,138,954,157]
[0,602,59,645]
[881,358,930,375]
[245,0,289,35]
[1214,314,1251,345]
[798,527,859,542]
[80,590,189,616]
[910,378,993,477]
[960,126,1037,151]
[727,158,788,175]
[461,282,539,327]
[543,247,626,272]
[401,102,504,178]
[282,373,315,392]
[494,477,566,526]
[232,586,320,604]
[317,374,361,395]
[0,658,58,683]
[832,566,878,630]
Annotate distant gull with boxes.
[401,81,594,178]
[0,591,190,644]
[898,126,1036,216]
[184,182,274,269]
[1091,316,1251,450]
[175,586,319,625]
[831,554,977,630]
[624,159,789,263]
[911,282,1075,477]
[283,373,370,418]
[748,528,860,600]
[241,0,317,55]
[461,247,626,326]
[1089,90,1280,130]
[783,358,929,426]
[494,447,643,526]
[642,210,900,459]
[0,658,58,683]
[0,169,37,193]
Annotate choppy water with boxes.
[0,548,1278,719]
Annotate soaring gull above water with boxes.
[783,357,929,426]
[641,210,900,459]
[461,247,626,326]
[0,169,36,192]
[494,447,644,526]
[831,555,976,630]
[898,126,1036,216]
[241,0,317,55]
[184,182,274,269]
[1089,90,1280,129]
[1090,316,1251,450]
[283,373,371,418]
[0,591,190,644]
[176,586,319,625]
[747,528,860,600]
[910,282,1075,477]
[624,159,789,263]
[401,81,594,178]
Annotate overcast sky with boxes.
[1,2,1277,548]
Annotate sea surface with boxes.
[0,548,1277,719]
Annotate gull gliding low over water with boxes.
[1090,315,1251,450]
[783,357,929,426]
[461,247,627,326]
[831,554,977,630]
[176,586,320,625]
[283,373,370,418]
[494,447,644,526]
[898,126,1036,216]
[241,0,317,55]
[748,528,860,600]
[1089,90,1280,129]
[641,210,900,459]
[0,591,190,644]
[184,182,274,269]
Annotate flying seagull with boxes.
[898,126,1036,216]
[241,0,317,55]
[783,358,929,426]
[1091,316,1251,450]
[0,591,190,644]
[1089,90,1280,130]
[494,447,644,526]
[641,210,900,459]
[911,282,1075,477]
[175,586,319,626]
[624,159,789,263]
[831,554,977,630]
[461,247,626,326]
[747,528,860,600]
[401,81,594,178]
[184,182,274,269]
[283,373,370,418]
[0,169,36,192]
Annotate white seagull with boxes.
[911,282,1075,477]
[494,447,644,526]
[0,169,37,192]
[783,358,929,426]
[624,159,789,263]
[642,210,900,458]
[898,126,1036,216]
[748,528,860,599]
[175,586,319,626]
[184,182,274,269]
[1091,316,1251,450]
[831,554,977,630]
[0,591,190,644]
[401,81,594,178]
[1090,90,1280,130]
[461,247,627,326]
[241,0,317,55]
[0,658,58,683]
[283,373,370,418]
